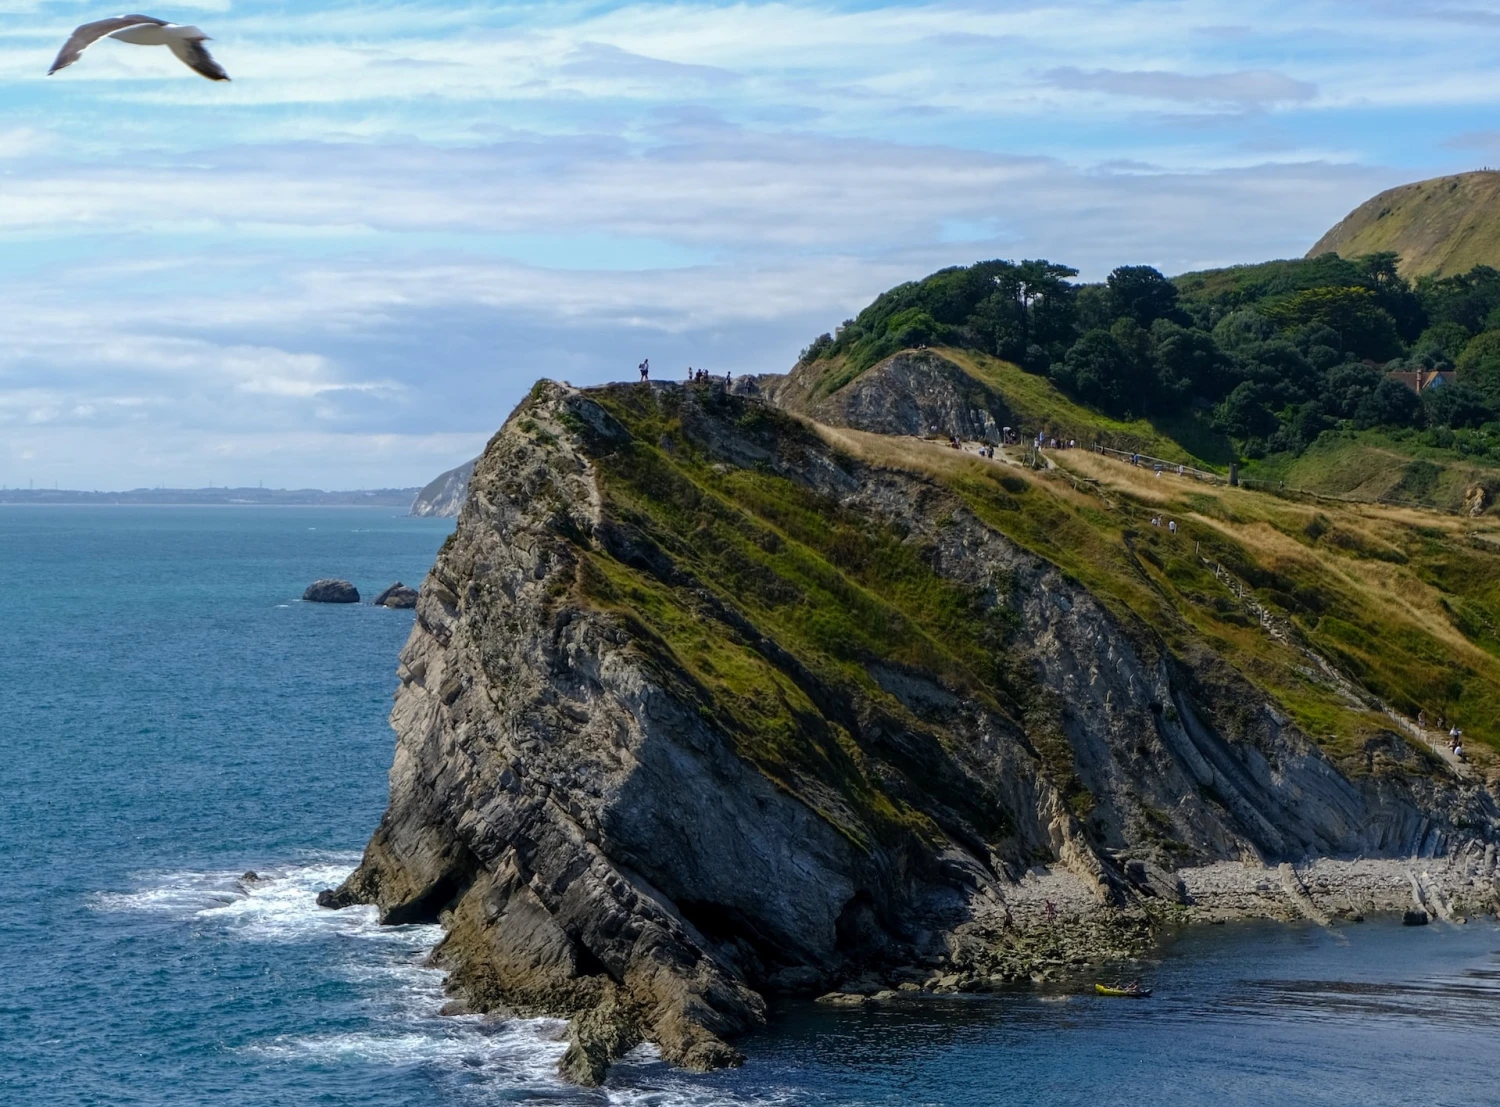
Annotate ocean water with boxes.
[2,506,1499,1106]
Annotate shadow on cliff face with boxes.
[323,380,1498,1086]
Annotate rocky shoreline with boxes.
[808,854,1500,1005]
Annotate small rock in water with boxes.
[316,887,355,909]
[304,579,360,604]
[240,871,260,882]
[373,582,419,608]
[1401,909,1431,926]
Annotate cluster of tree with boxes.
[801,253,1500,459]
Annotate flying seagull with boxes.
[48,15,229,81]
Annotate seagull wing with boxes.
[167,36,229,81]
[48,14,166,75]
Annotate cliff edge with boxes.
[330,379,1498,1085]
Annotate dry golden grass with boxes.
[805,418,1500,754]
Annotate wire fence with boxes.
[1090,445,1225,484]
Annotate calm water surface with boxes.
[1,506,1497,1106]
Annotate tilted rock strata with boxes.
[330,381,1498,1085]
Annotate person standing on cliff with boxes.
[639,358,650,381]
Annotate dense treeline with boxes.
[801,253,1500,459]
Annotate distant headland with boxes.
[0,485,421,507]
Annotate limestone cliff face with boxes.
[333,381,1496,1085]
[409,458,476,518]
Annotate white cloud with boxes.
[0,0,1490,487]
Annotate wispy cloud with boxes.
[1041,67,1317,107]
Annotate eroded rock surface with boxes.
[766,349,1010,441]
[373,582,419,609]
[329,381,1499,1085]
[303,579,359,604]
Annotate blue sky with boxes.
[2,0,1498,489]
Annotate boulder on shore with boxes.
[373,582,419,608]
[303,579,360,604]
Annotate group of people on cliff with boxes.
[635,358,731,387]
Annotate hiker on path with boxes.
[1168,520,1177,535]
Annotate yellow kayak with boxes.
[1095,983,1152,998]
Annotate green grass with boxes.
[1243,429,1500,511]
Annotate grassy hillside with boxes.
[1309,172,1500,278]
[1043,448,1500,765]
[579,385,1500,777]
[857,427,1500,768]
[1242,430,1500,510]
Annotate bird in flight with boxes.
[48,14,230,81]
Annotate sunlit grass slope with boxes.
[1243,430,1500,512]
[1309,171,1500,278]
[566,385,1500,785]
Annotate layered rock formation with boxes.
[410,459,477,518]
[328,380,1498,1086]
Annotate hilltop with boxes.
[1309,172,1500,278]
[772,255,1500,513]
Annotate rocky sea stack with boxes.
[303,579,360,604]
[326,379,1500,1086]
[373,582,419,609]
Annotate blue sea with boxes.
[3,506,1499,1106]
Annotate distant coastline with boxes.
[0,486,421,507]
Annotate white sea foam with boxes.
[92,859,792,1107]
[91,856,440,944]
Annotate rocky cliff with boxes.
[330,379,1499,1085]
[765,348,1013,441]
[410,458,477,518]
